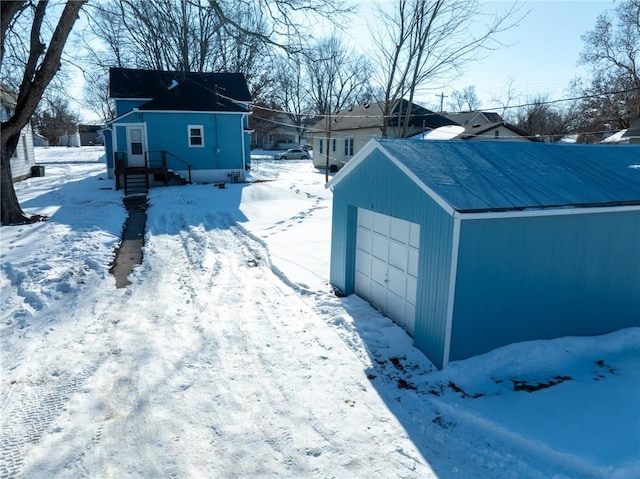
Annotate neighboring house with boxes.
[59,131,81,147]
[104,67,252,193]
[1,83,36,181]
[310,99,457,171]
[79,124,104,146]
[602,119,640,144]
[250,110,299,150]
[32,132,49,147]
[328,139,640,368]
[444,111,534,141]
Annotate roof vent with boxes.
[364,102,370,109]
[472,123,481,128]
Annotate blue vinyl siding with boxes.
[450,210,640,361]
[330,149,455,368]
[115,99,147,117]
[111,112,245,171]
[103,130,113,169]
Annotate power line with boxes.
[234,86,640,121]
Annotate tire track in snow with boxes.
[89,209,429,478]
[0,358,105,479]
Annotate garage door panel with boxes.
[370,282,387,311]
[405,304,416,335]
[406,276,417,305]
[387,266,406,298]
[388,241,408,271]
[408,249,419,277]
[356,228,372,254]
[390,217,410,243]
[371,256,387,286]
[354,271,370,298]
[372,234,389,261]
[409,223,420,248]
[355,249,371,276]
[358,208,373,229]
[387,292,406,327]
[373,212,390,235]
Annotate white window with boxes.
[188,125,204,147]
[344,137,354,156]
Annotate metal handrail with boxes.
[145,150,193,184]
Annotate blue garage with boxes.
[328,139,640,368]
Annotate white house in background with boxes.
[310,99,457,171]
[444,111,534,141]
[0,83,36,181]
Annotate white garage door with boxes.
[354,208,420,335]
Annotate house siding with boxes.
[330,149,455,368]
[10,124,35,181]
[314,127,381,169]
[450,210,640,361]
[104,130,114,177]
[472,126,530,141]
[115,99,147,117]
[110,111,247,179]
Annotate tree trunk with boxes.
[1,0,85,226]
[1,132,32,224]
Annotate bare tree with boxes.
[573,0,640,142]
[372,0,521,137]
[449,85,481,112]
[1,1,86,225]
[512,95,576,142]
[32,95,80,145]
[270,54,312,142]
[305,36,372,180]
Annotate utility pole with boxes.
[436,92,448,113]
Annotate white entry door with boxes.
[126,126,146,167]
[354,208,420,335]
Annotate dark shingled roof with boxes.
[312,99,457,133]
[138,80,248,113]
[109,67,252,102]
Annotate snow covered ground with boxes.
[1,146,638,479]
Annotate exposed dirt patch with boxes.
[511,376,573,393]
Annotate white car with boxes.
[275,148,310,160]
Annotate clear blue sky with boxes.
[344,0,616,111]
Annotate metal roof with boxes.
[342,139,640,213]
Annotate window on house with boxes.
[188,125,204,147]
[494,130,499,138]
[319,139,323,154]
[344,137,354,156]
[332,138,336,152]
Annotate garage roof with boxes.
[331,139,640,213]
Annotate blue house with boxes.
[104,68,252,193]
[328,139,640,368]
